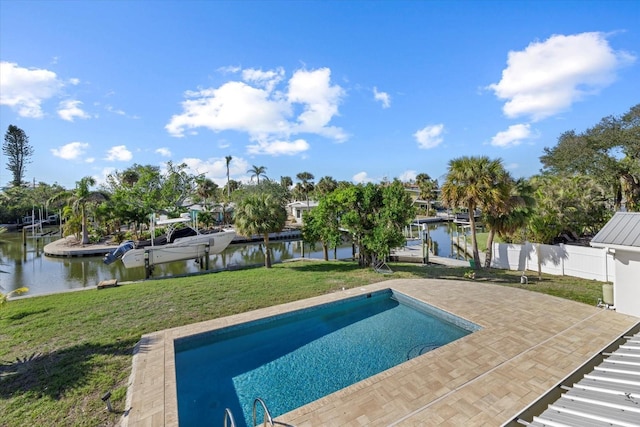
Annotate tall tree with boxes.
[482,177,536,267]
[302,193,343,260]
[3,125,34,187]
[233,193,287,268]
[225,155,233,197]
[315,176,338,197]
[440,156,510,269]
[50,176,109,244]
[104,164,163,237]
[194,176,218,211]
[526,174,609,244]
[280,176,293,189]
[331,181,415,267]
[161,161,195,216]
[279,175,293,202]
[247,165,268,184]
[540,104,640,211]
[415,173,438,215]
[121,169,140,187]
[296,171,315,206]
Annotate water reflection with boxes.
[0,223,465,297]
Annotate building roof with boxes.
[516,327,640,427]
[286,200,318,208]
[590,212,640,250]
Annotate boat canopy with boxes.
[155,217,191,226]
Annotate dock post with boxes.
[23,227,27,247]
[144,249,151,279]
[205,244,210,270]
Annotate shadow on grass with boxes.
[0,337,138,400]
[7,307,52,321]
[390,263,535,283]
[283,260,365,273]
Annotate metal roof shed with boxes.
[590,212,640,318]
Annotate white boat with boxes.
[104,217,236,269]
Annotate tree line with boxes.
[2,104,638,270]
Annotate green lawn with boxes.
[0,261,605,426]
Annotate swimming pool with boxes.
[174,289,480,427]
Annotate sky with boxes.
[1,0,639,190]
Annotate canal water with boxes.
[0,223,464,297]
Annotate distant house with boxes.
[286,201,318,225]
[183,199,234,224]
[590,212,640,318]
[404,184,435,212]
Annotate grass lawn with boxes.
[0,261,605,426]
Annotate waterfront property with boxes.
[1,222,466,297]
[123,279,639,426]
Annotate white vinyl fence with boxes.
[491,242,615,283]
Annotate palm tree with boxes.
[440,156,509,269]
[316,176,337,197]
[225,155,232,197]
[296,171,315,207]
[415,173,438,216]
[482,177,535,267]
[247,165,268,184]
[280,176,293,189]
[234,193,287,268]
[49,176,108,244]
[195,177,218,211]
[121,169,140,187]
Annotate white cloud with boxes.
[0,61,63,118]
[242,67,285,92]
[166,80,291,137]
[352,171,374,183]
[105,104,138,119]
[399,170,417,182]
[287,68,346,139]
[165,66,347,148]
[414,124,445,149]
[373,87,391,108]
[155,147,172,157]
[51,142,90,160]
[217,65,241,74]
[58,99,91,121]
[490,123,533,148]
[105,145,133,161]
[180,156,250,186]
[105,105,126,115]
[488,32,636,121]
[94,167,115,186]
[247,138,310,156]
[68,78,80,85]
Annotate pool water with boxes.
[175,290,478,427]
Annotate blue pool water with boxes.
[175,290,479,426]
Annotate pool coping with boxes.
[122,279,640,426]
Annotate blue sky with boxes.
[1,0,638,190]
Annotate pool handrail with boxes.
[252,397,274,427]
[223,408,236,427]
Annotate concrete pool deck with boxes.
[123,279,639,426]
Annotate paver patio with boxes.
[123,278,639,426]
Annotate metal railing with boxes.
[223,408,236,427]
[252,397,274,427]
